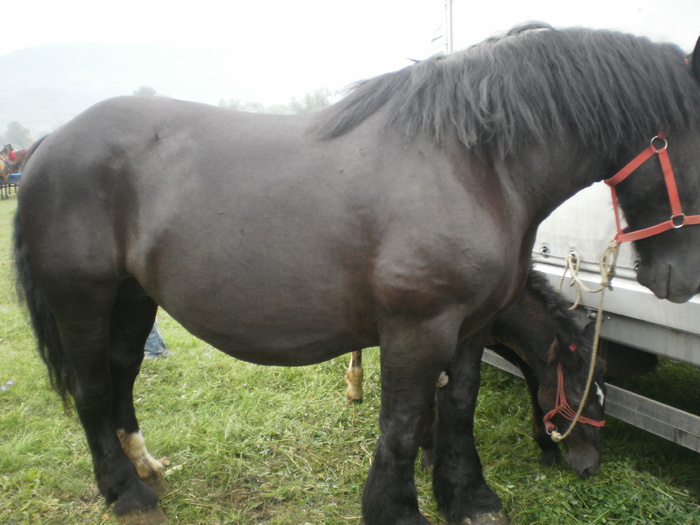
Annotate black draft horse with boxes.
[14,25,700,525]
[346,269,606,478]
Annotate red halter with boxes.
[605,133,700,243]
[543,344,605,435]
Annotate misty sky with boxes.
[3,1,444,103]
[3,0,699,106]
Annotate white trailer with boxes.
[437,0,700,452]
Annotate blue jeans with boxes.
[144,320,167,358]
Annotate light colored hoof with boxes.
[461,511,509,525]
[345,369,364,402]
[117,504,168,525]
[345,384,364,403]
[117,429,168,494]
[143,473,170,495]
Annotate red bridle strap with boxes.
[543,364,605,434]
[605,134,700,243]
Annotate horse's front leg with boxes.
[362,316,457,525]
[433,336,508,525]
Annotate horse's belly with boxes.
[215,335,366,366]
[171,312,372,366]
[149,263,377,366]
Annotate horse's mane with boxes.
[525,269,585,349]
[317,24,700,157]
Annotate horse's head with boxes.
[609,38,700,303]
[540,323,606,478]
[14,149,28,164]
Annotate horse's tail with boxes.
[13,137,72,409]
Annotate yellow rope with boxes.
[550,240,619,442]
[557,240,618,308]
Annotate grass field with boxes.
[1,196,699,524]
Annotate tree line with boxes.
[218,87,333,114]
[137,85,335,114]
[1,86,335,150]
[0,121,33,149]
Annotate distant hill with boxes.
[0,43,277,137]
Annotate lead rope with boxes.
[550,240,619,442]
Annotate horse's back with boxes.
[17,95,526,362]
[18,97,386,360]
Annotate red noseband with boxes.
[543,363,605,435]
[605,133,700,243]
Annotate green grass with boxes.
[1,196,699,524]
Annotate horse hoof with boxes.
[144,474,170,495]
[117,505,168,525]
[462,511,509,525]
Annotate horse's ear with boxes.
[691,36,700,83]
[548,335,575,366]
[581,320,596,344]
[546,338,559,364]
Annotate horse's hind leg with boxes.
[52,287,166,524]
[111,293,169,494]
[345,350,364,402]
[433,336,508,525]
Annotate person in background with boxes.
[144,320,168,359]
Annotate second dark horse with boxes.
[346,270,606,478]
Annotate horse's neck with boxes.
[501,138,613,227]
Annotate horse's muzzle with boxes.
[565,446,602,478]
